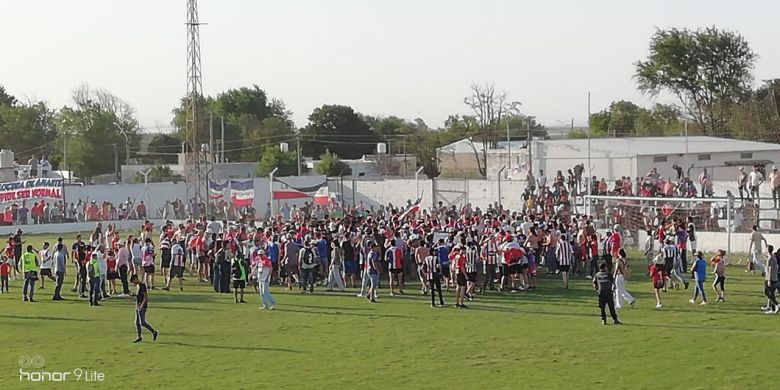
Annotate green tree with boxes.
[300,105,377,159]
[635,27,757,136]
[237,115,294,161]
[57,85,139,181]
[0,100,57,163]
[142,134,182,164]
[256,145,300,176]
[315,149,351,176]
[0,85,17,107]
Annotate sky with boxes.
[1,0,778,132]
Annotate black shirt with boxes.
[136,283,148,310]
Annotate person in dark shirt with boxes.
[592,262,621,325]
[131,274,158,343]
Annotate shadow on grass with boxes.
[282,303,372,311]
[0,314,92,321]
[278,307,411,319]
[160,340,303,353]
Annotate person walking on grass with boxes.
[366,243,381,303]
[131,274,159,343]
[454,246,469,309]
[52,244,67,300]
[386,241,404,296]
[21,245,39,302]
[88,253,102,306]
[1,256,11,293]
[556,234,573,290]
[689,251,708,305]
[38,242,55,290]
[710,250,726,302]
[257,249,276,309]
[163,240,185,291]
[231,253,248,303]
[424,247,445,307]
[761,247,779,314]
[593,262,620,325]
[650,260,664,309]
[299,240,317,294]
[141,238,156,289]
[613,249,635,309]
[326,241,346,292]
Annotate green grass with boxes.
[1,234,778,389]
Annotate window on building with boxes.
[653,156,667,163]
[698,154,711,161]
[741,152,753,159]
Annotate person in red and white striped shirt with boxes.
[481,232,499,292]
[163,240,185,291]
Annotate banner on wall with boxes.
[0,178,64,203]
[229,179,254,207]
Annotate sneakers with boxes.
[689,299,696,304]
[684,282,689,290]
[630,300,636,309]
[133,338,142,343]
[655,303,662,309]
[601,319,607,325]
[699,301,707,305]
[152,330,159,341]
[614,320,622,325]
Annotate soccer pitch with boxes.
[2,235,777,389]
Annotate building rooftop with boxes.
[440,136,780,157]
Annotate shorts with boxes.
[653,280,664,289]
[500,264,510,276]
[519,263,529,271]
[663,259,674,274]
[233,280,246,289]
[456,273,467,286]
[390,268,404,274]
[417,264,425,279]
[441,264,450,276]
[161,252,171,268]
[508,264,519,274]
[40,269,53,277]
[132,257,142,267]
[170,266,184,278]
[467,272,477,283]
[344,260,358,275]
[198,256,210,265]
[558,264,571,272]
[107,271,119,280]
[143,265,155,274]
[285,263,298,275]
[689,240,697,251]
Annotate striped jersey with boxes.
[160,237,171,252]
[482,238,499,265]
[556,240,573,266]
[171,243,185,267]
[662,244,678,260]
[423,255,439,280]
[465,245,479,273]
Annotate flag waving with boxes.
[397,197,422,221]
[229,179,254,207]
[209,180,228,200]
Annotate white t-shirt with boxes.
[39,249,52,269]
[131,243,142,259]
[748,171,764,187]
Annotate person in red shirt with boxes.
[650,260,664,309]
[0,256,11,292]
[453,245,468,308]
[610,226,623,258]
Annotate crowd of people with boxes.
[3,195,779,328]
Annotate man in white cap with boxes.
[769,166,780,209]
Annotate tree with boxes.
[237,115,294,161]
[134,163,183,183]
[463,84,521,177]
[256,145,300,177]
[300,105,377,159]
[635,27,757,136]
[142,134,182,164]
[57,85,139,181]
[0,100,57,163]
[0,85,17,107]
[315,149,351,176]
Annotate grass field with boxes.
[2,234,778,389]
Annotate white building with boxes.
[438,136,780,181]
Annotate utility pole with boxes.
[113,144,119,182]
[506,120,511,175]
[296,136,302,176]
[403,137,407,178]
[63,131,68,183]
[220,116,225,163]
[527,118,532,173]
[209,111,214,164]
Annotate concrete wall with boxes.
[11,219,170,235]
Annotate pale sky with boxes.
[1,0,778,131]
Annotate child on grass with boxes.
[710,250,726,302]
[0,256,10,293]
[650,260,664,309]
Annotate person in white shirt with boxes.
[39,155,51,178]
[206,217,222,235]
[748,166,764,203]
[97,246,109,299]
[768,166,780,209]
[38,242,55,289]
[164,241,186,291]
[536,169,547,195]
